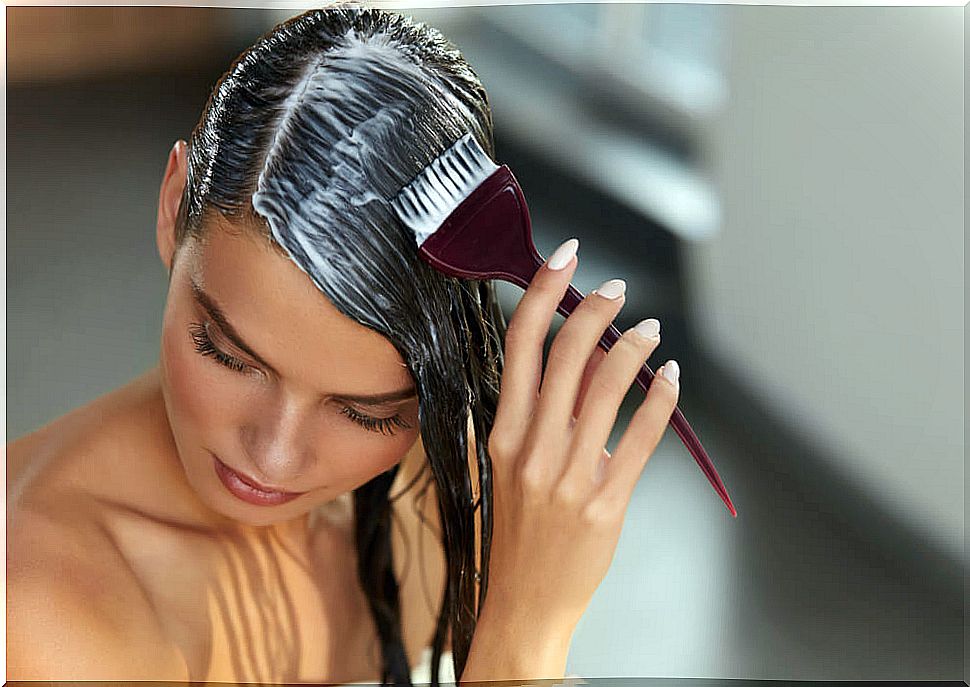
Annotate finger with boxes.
[563,319,661,486]
[530,278,626,453]
[571,347,607,420]
[595,359,681,506]
[491,238,579,456]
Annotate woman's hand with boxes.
[468,237,681,677]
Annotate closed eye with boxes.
[189,320,251,374]
[339,405,413,435]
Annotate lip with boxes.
[212,453,306,506]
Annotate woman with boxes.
[7,7,681,685]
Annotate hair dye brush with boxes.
[392,134,736,518]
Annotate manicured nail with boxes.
[633,318,660,340]
[547,238,579,270]
[593,279,626,300]
[662,360,680,384]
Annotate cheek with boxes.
[160,312,241,445]
[314,424,419,491]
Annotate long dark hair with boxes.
[173,8,504,685]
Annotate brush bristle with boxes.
[392,133,499,246]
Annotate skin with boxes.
[7,141,448,682]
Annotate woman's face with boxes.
[158,221,421,527]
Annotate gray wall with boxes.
[688,5,964,566]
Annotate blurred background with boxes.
[6,4,964,681]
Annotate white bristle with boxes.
[392,133,499,246]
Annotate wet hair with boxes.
[173,7,504,685]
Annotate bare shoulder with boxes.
[7,498,190,681]
[6,382,190,683]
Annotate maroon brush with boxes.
[392,133,737,518]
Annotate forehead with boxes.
[187,224,412,393]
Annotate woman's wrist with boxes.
[459,601,576,685]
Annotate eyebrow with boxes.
[189,277,417,407]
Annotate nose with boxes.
[238,389,315,487]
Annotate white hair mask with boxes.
[251,27,481,333]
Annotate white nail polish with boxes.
[662,360,680,384]
[594,279,626,300]
[634,318,660,340]
[547,238,579,270]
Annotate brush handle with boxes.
[515,252,737,518]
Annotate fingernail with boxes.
[662,360,680,384]
[547,238,579,270]
[633,318,660,340]
[593,279,626,300]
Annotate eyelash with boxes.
[188,320,412,436]
[339,405,413,436]
[189,321,251,374]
